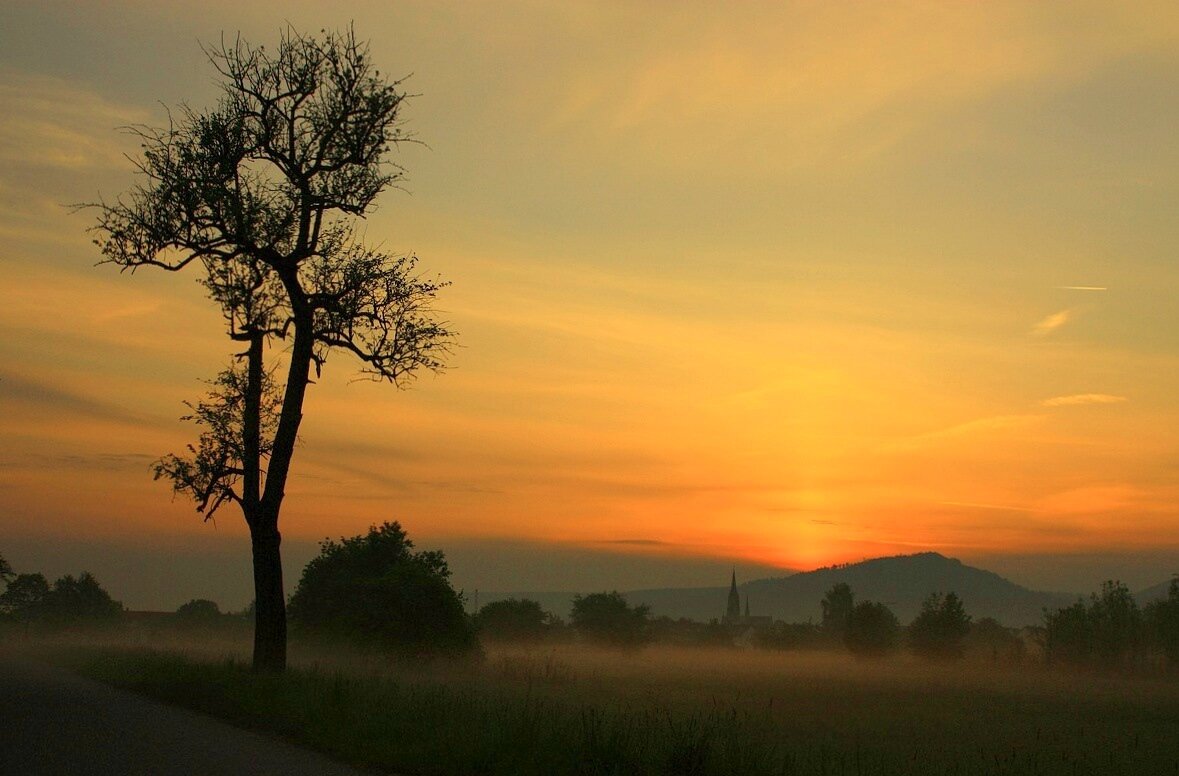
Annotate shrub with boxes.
[476,598,550,642]
[176,599,222,623]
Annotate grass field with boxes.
[39,633,1179,776]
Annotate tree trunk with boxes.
[251,524,287,672]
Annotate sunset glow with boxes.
[3,2,1179,605]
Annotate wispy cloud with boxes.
[939,501,1036,513]
[887,414,1043,452]
[1041,393,1127,407]
[0,70,147,170]
[1032,309,1072,336]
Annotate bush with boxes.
[288,522,477,657]
[908,592,971,660]
[570,591,650,647]
[476,598,550,642]
[176,599,222,623]
[844,601,898,657]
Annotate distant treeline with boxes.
[476,578,1179,671]
[5,545,1179,672]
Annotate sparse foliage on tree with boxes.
[908,591,971,660]
[570,591,650,647]
[288,522,476,656]
[88,26,453,671]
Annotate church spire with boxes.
[726,568,741,621]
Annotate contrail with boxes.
[1054,286,1107,291]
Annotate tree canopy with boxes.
[820,582,854,640]
[570,591,650,647]
[288,522,476,656]
[476,598,551,642]
[1,571,121,627]
[844,601,899,657]
[908,592,971,660]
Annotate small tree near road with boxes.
[89,27,453,671]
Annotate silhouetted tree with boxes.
[844,601,899,657]
[1145,576,1179,667]
[89,27,453,671]
[0,573,49,626]
[0,554,13,586]
[1044,580,1144,669]
[820,582,854,641]
[570,592,650,647]
[176,598,223,623]
[908,591,971,660]
[1088,580,1143,667]
[42,572,123,624]
[1043,600,1092,666]
[476,598,549,642]
[288,522,476,656]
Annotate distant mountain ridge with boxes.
[1136,577,1178,605]
[478,552,1120,627]
[624,552,1075,627]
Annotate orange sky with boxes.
[3,2,1179,603]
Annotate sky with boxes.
[2,2,1179,609]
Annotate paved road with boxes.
[0,656,374,776]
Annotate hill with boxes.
[479,553,1076,627]
[627,553,1075,627]
[1137,577,1177,605]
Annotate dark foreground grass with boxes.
[68,646,1179,776]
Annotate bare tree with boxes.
[89,27,452,671]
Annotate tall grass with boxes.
[54,640,1179,776]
